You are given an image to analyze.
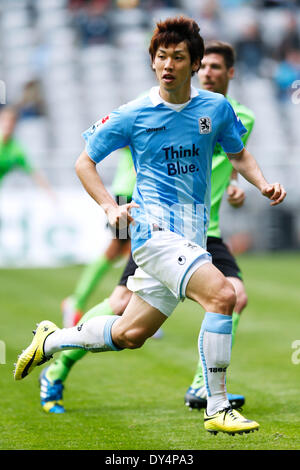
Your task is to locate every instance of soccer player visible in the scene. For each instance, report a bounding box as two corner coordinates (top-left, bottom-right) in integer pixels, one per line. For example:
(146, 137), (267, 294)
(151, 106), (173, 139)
(38, 41), (252, 415)
(0, 106), (54, 197)
(15, 17), (286, 435)
(184, 40), (255, 410)
(61, 146), (135, 328)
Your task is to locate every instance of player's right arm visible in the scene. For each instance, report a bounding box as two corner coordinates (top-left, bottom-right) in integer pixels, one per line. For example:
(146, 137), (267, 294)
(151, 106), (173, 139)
(75, 150), (138, 226)
(77, 101), (140, 226)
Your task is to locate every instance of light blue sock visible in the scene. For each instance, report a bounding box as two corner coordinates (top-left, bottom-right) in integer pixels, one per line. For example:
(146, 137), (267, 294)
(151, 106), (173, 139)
(198, 312), (232, 415)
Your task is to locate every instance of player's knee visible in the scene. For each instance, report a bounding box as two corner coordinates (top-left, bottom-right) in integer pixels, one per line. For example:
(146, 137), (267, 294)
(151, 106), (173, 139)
(119, 292), (132, 314)
(223, 284), (236, 312)
(109, 287), (132, 316)
(235, 291), (248, 313)
(213, 282), (236, 315)
(113, 294), (132, 316)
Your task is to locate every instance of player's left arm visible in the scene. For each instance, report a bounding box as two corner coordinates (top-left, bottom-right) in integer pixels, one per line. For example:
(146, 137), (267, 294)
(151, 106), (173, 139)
(227, 108), (256, 208)
(227, 147), (286, 206)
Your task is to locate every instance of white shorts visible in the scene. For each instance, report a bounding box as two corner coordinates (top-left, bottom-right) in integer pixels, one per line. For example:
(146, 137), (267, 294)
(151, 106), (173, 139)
(127, 231), (211, 316)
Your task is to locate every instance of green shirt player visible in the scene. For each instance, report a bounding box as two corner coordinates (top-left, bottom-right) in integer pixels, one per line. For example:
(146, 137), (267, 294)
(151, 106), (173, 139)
(0, 106), (55, 198)
(0, 106), (34, 180)
(0, 128), (33, 177)
(37, 41), (256, 415)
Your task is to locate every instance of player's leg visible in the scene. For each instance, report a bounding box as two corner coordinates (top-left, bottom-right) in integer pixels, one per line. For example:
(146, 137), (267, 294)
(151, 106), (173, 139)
(185, 263), (258, 434)
(208, 237), (248, 345)
(41, 248), (166, 412)
(39, 286), (132, 413)
(126, 231), (257, 433)
(227, 276), (248, 345)
(47, 286), (131, 381)
(111, 293), (168, 349)
(131, 231), (233, 414)
(40, 254), (137, 413)
(132, 232), (237, 415)
(185, 262), (236, 415)
(15, 260), (178, 382)
(15, 289), (168, 383)
(57, 284), (169, 354)
(185, 237), (247, 410)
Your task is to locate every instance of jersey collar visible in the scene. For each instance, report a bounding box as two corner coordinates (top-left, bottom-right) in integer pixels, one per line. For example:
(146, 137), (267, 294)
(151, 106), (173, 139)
(149, 86), (199, 107)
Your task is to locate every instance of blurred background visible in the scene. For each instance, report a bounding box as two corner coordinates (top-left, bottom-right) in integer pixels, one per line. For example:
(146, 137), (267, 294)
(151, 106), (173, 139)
(0, 0), (299, 266)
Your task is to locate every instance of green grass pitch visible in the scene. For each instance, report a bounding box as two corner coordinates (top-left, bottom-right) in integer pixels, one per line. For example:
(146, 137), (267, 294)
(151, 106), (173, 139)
(1, 253), (300, 450)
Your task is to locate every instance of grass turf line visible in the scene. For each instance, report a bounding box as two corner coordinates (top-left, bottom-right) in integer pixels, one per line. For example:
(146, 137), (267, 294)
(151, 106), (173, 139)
(1, 253), (300, 450)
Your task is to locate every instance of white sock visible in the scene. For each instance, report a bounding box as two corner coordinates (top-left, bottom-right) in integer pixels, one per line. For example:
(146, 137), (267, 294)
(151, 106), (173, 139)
(198, 312), (232, 415)
(44, 315), (121, 356)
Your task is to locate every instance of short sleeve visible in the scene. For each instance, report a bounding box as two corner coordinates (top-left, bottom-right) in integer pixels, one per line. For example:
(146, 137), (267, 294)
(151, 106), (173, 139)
(217, 99), (247, 155)
(239, 110), (255, 147)
(82, 106), (131, 163)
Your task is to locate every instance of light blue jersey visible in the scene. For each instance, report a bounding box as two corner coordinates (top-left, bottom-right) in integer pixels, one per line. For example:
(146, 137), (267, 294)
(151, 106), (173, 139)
(83, 86), (246, 253)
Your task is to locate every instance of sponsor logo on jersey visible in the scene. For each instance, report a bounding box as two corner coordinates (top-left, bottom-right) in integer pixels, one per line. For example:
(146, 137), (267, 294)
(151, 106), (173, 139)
(199, 116), (212, 134)
(146, 125), (166, 133)
(163, 144), (199, 160)
(162, 145), (200, 176)
(90, 115), (110, 134)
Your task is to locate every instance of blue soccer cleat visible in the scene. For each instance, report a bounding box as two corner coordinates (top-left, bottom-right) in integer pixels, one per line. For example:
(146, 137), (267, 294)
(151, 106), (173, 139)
(184, 386), (245, 410)
(39, 367), (65, 414)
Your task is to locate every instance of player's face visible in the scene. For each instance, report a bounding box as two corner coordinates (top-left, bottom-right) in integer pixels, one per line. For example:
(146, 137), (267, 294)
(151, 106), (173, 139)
(198, 53), (234, 96)
(152, 41), (200, 103)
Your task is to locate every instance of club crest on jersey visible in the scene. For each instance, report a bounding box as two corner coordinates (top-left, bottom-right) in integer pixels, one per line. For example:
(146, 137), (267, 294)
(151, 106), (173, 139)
(198, 117), (212, 134)
(90, 115), (110, 134)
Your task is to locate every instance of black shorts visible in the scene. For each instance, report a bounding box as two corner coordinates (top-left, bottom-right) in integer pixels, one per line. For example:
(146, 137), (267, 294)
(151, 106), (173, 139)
(118, 252), (137, 286)
(207, 236), (242, 280)
(107, 195), (132, 240)
(115, 195), (132, 205)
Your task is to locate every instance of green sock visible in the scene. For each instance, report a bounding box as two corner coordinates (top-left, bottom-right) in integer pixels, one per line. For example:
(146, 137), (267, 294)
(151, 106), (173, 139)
(73, 254), (112, 311)
(46, 298), (114, 383)
(190, 311), (241, 389)
(190, 360), (205, 389)
(231, 311), (240, 347)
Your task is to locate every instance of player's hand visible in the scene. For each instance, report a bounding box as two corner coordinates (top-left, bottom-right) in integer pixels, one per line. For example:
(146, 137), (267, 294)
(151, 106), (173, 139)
(106, 201), (139, 227)
(227, 184), (245, 208)
(261, 182), (286, 206)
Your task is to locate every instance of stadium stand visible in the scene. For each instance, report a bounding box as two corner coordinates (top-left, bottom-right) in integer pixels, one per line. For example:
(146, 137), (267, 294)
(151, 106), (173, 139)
(0, 0), (299, 253)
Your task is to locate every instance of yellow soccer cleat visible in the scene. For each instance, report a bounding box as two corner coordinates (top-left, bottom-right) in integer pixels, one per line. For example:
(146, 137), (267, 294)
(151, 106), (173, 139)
(204, 406), (259, 435)
(14, 321), (58, 381)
